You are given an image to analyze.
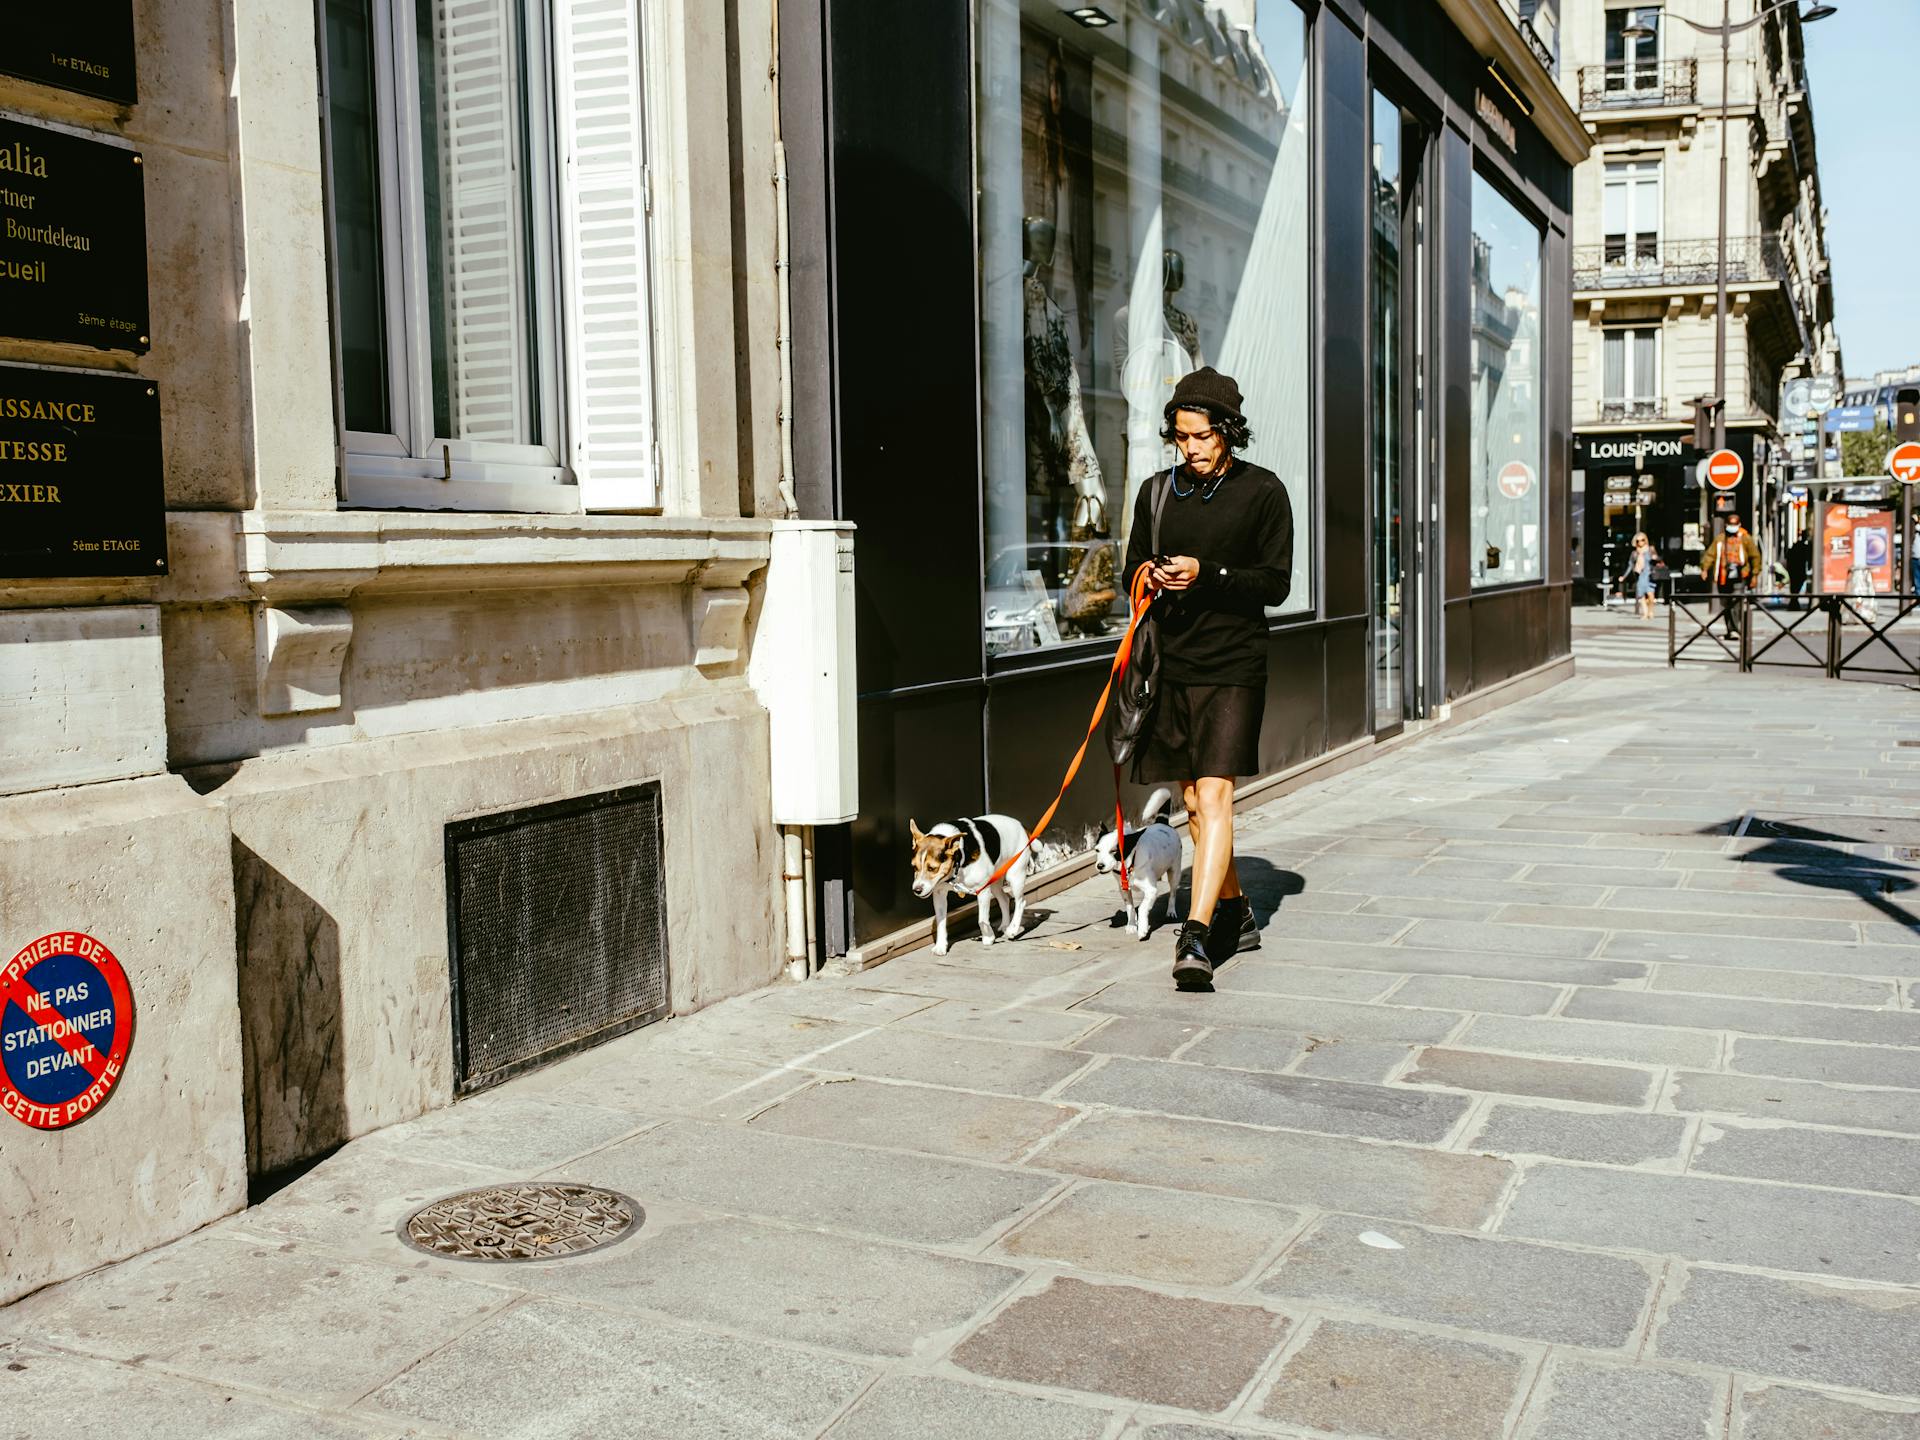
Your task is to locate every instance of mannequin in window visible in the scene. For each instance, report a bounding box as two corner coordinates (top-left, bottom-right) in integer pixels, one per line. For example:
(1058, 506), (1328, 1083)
(1023, 215), (1106, 538)
(1113, 248), (1205, 545)
(1112, 249), (1203, 382)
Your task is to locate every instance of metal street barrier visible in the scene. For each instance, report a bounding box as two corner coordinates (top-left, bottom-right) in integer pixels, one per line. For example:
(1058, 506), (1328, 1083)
(1666, 592), (1743, 667)
(1746, 597), (1830, 674)
(1667, 594), (1920, 683)
(1829, 593), (1920, 683)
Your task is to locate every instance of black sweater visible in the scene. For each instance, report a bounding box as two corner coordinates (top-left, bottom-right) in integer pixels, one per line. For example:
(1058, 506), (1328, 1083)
(1122, 460), (1294, 686)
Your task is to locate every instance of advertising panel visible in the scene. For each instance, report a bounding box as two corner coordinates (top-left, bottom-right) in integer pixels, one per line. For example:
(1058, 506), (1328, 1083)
(1819, 504), (1897, 594)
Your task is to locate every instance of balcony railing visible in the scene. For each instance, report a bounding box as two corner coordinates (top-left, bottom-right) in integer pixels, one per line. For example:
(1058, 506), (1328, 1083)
(1599, 399), (1663, 423)
(1578, 59), (1698, 110)
(1573, 236), (1786, 292)
(1519, 17), (1557, 76)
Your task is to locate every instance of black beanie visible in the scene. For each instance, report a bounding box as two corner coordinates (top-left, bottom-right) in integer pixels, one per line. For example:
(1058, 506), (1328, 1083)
(1164, 366), (1244, 423)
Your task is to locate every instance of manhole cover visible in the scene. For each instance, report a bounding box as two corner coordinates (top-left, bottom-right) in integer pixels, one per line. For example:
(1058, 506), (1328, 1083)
(399, 1184), (642, 1262)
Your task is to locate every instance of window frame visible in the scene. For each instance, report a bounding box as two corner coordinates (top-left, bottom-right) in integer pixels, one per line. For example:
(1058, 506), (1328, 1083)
(1604, 4), (1663, 93)
(1601, 157), (1662, 274)
(1602, 324), (1661, 407)
(971, 0), (1319, 674)
(320, 0), (575, 512)
(1467, 163), (1548, 594)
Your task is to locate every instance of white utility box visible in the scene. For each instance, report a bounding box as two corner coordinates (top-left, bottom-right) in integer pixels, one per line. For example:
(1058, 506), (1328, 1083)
(749, 520), (859, 824)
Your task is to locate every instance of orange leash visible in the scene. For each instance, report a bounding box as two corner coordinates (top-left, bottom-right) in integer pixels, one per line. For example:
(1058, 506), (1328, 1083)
(978, 566), (1156, 895)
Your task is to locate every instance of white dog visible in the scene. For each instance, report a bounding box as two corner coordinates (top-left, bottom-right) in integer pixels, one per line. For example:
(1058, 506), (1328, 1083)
(909, 815), (1031, 956)
(1094, 787), (1183, 940)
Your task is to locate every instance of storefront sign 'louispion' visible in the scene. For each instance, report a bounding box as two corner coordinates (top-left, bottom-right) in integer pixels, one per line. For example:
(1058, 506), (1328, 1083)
(0, 5), (137, 105)
(0, 116), (149, 353)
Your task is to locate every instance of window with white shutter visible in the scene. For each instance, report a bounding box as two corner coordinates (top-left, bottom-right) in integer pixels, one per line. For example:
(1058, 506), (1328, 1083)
(320, 0), (655, 510)
(425, 0), (539, 446)
(554, 0), (658, 509)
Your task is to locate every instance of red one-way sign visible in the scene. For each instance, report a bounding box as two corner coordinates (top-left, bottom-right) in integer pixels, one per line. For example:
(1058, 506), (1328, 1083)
(1705, 448), (1744, 491)
(1887, 441), (1920, 484)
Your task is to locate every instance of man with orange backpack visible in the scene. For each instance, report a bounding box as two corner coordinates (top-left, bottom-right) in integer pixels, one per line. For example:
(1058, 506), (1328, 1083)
(1700, 515), (1761, 640)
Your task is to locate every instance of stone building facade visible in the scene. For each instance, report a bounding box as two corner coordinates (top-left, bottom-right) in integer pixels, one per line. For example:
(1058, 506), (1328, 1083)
(2, 0), (801, 1302)
(1556, 0), (1842, 587)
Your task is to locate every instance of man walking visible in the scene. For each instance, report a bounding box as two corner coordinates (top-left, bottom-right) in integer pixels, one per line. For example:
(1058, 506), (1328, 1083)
(1123, 368), (1293, 991)
(1700, 514), (1761, 639)
(1786, 530), (1812, 610)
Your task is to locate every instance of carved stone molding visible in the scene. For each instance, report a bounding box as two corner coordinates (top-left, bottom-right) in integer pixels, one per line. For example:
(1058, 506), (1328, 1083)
(156, 511), (776, 606)
(690, 587), (752, 674)
(256, 604), (354, 716)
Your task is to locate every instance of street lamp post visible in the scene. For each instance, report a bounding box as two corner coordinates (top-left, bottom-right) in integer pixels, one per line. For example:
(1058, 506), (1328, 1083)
(1621, 1), (1836, 455)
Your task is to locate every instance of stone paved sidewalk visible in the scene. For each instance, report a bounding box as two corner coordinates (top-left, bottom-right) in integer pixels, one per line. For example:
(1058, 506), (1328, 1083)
(6, 631), (1920, 1439)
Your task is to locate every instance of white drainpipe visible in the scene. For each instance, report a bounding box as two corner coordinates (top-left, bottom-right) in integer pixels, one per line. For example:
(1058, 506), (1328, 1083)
(782, 826), (809, 981)
(801, 824), (819, 977)
(771, 1), (799, 520)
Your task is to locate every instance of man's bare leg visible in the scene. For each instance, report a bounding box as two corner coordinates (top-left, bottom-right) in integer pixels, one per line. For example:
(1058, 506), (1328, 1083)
(1184, 776), (1238, 926)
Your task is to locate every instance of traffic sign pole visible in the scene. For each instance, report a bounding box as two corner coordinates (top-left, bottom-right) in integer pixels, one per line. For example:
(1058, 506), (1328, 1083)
(1891, 444), (1920, 595)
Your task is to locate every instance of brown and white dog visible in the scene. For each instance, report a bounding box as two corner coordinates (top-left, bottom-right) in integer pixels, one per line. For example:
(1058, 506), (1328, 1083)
(909, 814), (1031, 956)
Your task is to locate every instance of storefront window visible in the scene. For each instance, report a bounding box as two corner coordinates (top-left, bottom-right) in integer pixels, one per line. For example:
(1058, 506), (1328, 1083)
(976, 0), (1312, 658)
(1469, 171), (1545, 588)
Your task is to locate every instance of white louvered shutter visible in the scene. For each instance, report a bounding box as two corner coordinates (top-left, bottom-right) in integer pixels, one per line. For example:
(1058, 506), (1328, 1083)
(434, 0), (536, 442)
(556, 0), (659, 509)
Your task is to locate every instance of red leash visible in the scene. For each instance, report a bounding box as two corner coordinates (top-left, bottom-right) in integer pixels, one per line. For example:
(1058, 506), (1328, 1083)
(979, 566), (1156, 899)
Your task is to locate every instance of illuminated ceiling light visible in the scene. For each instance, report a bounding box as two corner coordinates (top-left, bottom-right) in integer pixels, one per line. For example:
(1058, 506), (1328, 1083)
(1068, 6), (1116, 26)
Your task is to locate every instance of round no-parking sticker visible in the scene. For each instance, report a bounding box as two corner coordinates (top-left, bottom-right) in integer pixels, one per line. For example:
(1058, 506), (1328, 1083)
(0, 932), (135, 1130)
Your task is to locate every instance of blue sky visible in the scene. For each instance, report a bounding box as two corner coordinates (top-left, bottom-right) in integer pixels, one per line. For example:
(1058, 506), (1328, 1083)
(1801, 0), (1919, 379)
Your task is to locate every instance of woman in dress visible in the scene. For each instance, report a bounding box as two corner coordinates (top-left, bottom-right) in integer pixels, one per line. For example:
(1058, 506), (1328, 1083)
(1624, 532), (1659, 621)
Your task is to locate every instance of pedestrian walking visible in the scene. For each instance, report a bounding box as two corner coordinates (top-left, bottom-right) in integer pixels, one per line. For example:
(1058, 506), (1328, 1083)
(1621, 532), (1660, 621)
(1122, 368), (1294, 991)
(1701, 514), (1760, 639)
(1786, 531), (1812, 610)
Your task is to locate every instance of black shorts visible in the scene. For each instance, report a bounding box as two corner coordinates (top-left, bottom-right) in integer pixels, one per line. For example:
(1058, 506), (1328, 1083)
(1132, 680), (1265, 784)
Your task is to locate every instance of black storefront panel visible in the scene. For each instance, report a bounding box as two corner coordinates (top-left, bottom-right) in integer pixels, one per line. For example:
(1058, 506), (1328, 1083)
(1321, 12), (1371, 625)
(1322, 617), (1372, 753)
(1440, 123), (1476, 602)
(1444, 596), (1474, 704)
(828, 0), (982, 696)
(1261, 626), (1332, 776)
(1456, 584), (1563, 695)
(852, 688), (988, 942)
(1546, 226), (1575, 589)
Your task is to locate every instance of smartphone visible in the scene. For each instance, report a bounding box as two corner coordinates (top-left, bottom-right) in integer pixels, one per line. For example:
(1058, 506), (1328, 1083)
(1151, 554), (1170, 569)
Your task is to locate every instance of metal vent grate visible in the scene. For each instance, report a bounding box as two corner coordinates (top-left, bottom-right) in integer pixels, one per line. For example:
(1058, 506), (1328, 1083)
(447, 783), (670, 1094)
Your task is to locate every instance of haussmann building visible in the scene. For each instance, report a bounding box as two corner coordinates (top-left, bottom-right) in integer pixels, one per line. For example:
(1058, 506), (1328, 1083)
(779, 0), (1591, 958)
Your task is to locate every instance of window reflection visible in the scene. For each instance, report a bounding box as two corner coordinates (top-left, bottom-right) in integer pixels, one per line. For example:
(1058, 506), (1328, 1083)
(978, 0), (1312, 657)
(1470, 171), (1545, 588)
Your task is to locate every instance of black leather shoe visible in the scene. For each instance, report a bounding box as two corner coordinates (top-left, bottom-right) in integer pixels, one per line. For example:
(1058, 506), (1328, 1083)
(1171, 920), (1214, 991)
(1208, 897), (1260, 956)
